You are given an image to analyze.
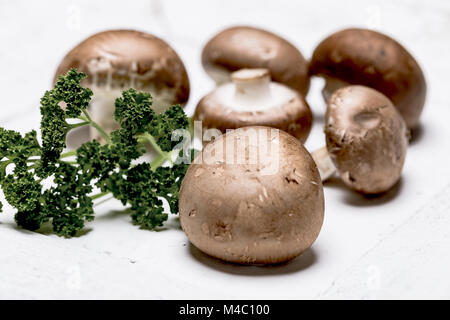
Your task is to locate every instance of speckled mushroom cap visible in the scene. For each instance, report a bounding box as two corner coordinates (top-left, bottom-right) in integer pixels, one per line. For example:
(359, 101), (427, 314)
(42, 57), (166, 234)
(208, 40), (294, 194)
(310, 28), (426, 129)
(202, 26), (310, 96)
(194, 68), (313, 143)
(54, 29), (190, 112)
(179, 126), (324, 264)
(325, 85), (409, 194)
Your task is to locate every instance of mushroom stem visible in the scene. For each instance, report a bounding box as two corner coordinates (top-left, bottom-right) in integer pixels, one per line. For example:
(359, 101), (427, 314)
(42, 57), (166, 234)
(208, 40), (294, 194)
(88, 87), (121, 142)
(311, 146), (336, 181)
(231, 68), (272, 109)
(322, 77), (351, 103)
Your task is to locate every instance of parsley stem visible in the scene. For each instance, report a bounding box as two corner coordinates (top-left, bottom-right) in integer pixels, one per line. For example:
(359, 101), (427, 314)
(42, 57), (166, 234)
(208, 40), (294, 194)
(188, 116), (194, 138)
(60, 150), (77, 159)
(0, 159), (12, 173)
(138, 132), (175, 170)
(80, 110), (111, 144)
(93, 194), (114, 208)
(62, 160), (78, 165)
(150, 150), (175, 171)
(68, 121), (90, 129)
(140, 133), (165, 156)
(150, 153), (167, 170)
(90, 191), (111, 201)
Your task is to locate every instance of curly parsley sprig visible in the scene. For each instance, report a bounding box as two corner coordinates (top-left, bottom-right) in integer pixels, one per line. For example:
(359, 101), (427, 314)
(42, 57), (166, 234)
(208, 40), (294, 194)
(0, 69), (191, 237)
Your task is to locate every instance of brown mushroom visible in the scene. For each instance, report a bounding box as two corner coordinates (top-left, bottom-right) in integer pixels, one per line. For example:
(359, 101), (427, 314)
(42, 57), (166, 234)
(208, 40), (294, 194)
(202, 26), (310, 96)
(309, 28), (426, 129)
(179, 126), (324, 264)
(312, 85), (409, 194)
(194, 68), (312, 143)
(54, 29), (190, 142)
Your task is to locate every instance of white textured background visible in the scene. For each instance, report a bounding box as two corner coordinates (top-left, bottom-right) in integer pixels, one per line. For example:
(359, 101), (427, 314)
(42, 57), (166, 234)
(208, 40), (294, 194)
(0, 0), (449, 299)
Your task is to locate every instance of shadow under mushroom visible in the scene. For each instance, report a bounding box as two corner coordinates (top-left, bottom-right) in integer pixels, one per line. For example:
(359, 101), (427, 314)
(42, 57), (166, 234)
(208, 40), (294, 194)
(187, 243), (317, 276)
(324, 175), (404, 206)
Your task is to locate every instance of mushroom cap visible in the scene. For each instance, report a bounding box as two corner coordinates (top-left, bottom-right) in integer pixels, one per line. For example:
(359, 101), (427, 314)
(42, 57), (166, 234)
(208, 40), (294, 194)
(194, 82), (312, 143)
(179, 126), (324, 264)
(54, 29), (190, 109)
(202, 26), (310, 96)
(325, 85), (409, 194)
(310, 28), (426, 129)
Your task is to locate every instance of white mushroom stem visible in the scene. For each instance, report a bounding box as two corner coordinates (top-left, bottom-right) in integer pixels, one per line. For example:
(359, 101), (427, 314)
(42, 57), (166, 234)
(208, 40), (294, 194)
(231, 68), (272, 110)
(88, 80), (176, 143)
(89, 87), (122, 142)
(311, 146), (336, 181)
(322, 76), (351, 102)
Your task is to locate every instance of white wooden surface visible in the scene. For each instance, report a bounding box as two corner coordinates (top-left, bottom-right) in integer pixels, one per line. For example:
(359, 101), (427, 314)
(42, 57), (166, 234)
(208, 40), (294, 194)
(0, 0), (449, 299)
